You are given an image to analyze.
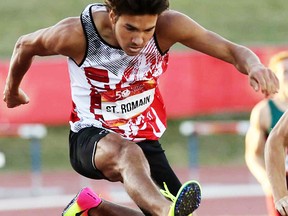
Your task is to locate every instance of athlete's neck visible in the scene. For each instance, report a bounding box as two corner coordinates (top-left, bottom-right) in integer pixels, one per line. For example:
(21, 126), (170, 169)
(92, 11), (120, 48)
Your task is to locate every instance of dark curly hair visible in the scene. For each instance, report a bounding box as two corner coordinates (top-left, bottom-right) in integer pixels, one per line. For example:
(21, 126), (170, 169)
(104, 0), (169, 16)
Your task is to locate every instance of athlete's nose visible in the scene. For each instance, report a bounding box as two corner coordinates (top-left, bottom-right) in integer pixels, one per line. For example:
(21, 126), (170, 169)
(131, 35), (144, 46)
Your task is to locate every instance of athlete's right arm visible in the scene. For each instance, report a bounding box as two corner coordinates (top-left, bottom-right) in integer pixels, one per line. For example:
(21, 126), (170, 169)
(265, 110), (288, 215)
(3, 17), (85, 108)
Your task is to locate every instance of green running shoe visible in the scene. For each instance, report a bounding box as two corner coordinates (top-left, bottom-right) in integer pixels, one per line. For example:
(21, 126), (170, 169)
(160, 180), (201, 216)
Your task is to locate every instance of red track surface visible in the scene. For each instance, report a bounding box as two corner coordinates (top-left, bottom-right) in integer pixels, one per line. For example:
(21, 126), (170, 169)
(0, 166), (267, 216)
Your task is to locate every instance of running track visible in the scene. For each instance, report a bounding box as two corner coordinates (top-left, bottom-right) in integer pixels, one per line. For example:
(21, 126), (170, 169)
(0, 166), (268, 216)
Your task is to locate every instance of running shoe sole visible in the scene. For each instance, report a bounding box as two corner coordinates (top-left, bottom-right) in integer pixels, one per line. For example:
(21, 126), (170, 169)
(160, 181), (201, 216)
(171, 180), (202, 216)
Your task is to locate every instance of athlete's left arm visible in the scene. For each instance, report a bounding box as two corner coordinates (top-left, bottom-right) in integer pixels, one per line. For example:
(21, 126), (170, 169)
(265, 110), (288, 215)
(156, 10), (279, 96)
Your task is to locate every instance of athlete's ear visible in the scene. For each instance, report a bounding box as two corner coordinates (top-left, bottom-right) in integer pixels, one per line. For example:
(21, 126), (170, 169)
(109, 10), (117, 24)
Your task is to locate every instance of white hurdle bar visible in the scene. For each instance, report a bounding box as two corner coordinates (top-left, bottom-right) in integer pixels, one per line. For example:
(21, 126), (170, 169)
(179, 120), (250, 177)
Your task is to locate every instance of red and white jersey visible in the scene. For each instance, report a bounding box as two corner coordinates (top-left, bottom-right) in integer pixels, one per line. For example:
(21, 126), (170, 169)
(68, 4), (169, 141)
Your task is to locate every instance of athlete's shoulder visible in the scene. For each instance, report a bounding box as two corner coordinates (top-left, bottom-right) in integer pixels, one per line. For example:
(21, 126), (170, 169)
(157, 9), (190, 28)
(46, 16), (85, 60)
(156, 10), (195, 52)
(249, 99), (271, 128)
(252, 98), (270, 113)
(51, 17), (83, 43)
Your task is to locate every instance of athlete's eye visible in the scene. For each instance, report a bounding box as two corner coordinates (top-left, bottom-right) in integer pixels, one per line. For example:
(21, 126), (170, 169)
(125, 25), (137, 32)
(144, 27), (155, 33)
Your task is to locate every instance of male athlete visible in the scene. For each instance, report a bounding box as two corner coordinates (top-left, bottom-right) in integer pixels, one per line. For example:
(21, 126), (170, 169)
(246, 51), (288, 216)
(3, 0), (279, 215)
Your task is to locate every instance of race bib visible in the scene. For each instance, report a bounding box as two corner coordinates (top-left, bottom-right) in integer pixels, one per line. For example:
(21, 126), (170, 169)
(101, 82), (156, 121)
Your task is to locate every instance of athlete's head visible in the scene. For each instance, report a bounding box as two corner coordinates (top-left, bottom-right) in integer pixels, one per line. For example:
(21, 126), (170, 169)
(104, 0), (169, 16)
(104, 0), (169, 56)
(269, 51), (288, 96)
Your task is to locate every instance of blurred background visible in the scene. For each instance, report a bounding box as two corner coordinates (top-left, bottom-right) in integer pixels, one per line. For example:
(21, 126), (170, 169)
(0, 0), (288, 215)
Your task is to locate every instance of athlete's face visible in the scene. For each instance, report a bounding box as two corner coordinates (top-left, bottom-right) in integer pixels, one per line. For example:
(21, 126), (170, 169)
(110, 12), (158, 56)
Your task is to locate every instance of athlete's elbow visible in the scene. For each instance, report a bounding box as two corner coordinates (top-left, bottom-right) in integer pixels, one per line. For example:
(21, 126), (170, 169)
(14, 36), (36, 60)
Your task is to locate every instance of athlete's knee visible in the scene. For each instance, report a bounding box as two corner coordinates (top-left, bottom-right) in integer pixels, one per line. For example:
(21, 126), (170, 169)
(118, 142), (150, 173)
(100, 133), (144, 163)
(105, 139), (148, 179)
(120, 142), (145, 161)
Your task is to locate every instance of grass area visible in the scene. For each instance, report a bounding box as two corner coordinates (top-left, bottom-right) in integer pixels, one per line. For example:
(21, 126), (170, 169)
(0, 0), (95, 58)
(169, 0), (288, 46)
(0, 0), (287, 58)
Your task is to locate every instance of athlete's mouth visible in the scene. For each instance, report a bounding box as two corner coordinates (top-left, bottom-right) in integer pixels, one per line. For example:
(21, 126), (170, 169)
(129, 47), (142, 52)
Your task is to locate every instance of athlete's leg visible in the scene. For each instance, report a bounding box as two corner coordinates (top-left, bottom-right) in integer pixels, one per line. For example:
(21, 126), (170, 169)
(138, 140), (201, 216)
(62, 186), (144, 216)
(137, 140), (201, 216)
(67, 128), (149, 216)
(67, 127), (200, 216)
(89, 200), (144, 216)
(94, 133), (172, 215)
(137, 140), (182, 195)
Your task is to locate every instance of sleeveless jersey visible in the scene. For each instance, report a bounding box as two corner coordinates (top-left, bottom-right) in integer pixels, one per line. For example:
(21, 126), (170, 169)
(267, 99), (284, 133)
(68, 4), (169, 141)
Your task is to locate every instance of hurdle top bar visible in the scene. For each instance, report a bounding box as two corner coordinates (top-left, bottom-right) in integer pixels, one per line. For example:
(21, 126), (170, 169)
(179, 120), (250, 136)
(0, 123), (47, 139)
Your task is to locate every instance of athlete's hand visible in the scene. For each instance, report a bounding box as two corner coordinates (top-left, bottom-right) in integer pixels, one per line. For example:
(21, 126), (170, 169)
(248, 64), (279, 96)
(275, 196), (288, 216)
(3, 87), (29, 108)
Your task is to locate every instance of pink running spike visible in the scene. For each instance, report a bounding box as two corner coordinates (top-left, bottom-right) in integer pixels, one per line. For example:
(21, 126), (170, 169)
(77, 187), (102, 210)
(62, 187), (102, 216)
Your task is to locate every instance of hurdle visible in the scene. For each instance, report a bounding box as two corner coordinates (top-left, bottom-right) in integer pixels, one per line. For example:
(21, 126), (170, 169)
(0, 123), (62, 197)
(179, 120), (250, 177)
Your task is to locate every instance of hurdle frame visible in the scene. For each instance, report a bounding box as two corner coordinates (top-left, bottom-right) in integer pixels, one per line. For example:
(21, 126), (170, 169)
(179, 120), (250, 177)
(0, 123), (48, 196)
